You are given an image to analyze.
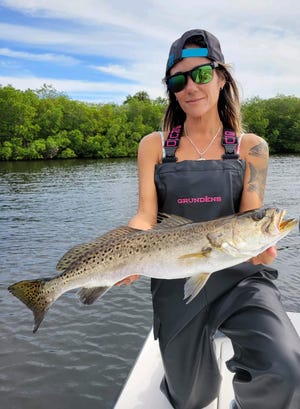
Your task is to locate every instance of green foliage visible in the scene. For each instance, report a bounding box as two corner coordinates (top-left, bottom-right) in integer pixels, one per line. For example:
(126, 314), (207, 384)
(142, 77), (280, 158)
(0, 141), (13, 160)
(0, 85), (40, 146)
(0, 84), (298, 160)
(242, 95), (300, 154)
(58, 148), (77, 159)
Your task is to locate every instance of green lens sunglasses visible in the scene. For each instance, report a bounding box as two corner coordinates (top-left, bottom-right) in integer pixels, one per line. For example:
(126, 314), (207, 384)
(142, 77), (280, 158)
(165, 62), (219, 93)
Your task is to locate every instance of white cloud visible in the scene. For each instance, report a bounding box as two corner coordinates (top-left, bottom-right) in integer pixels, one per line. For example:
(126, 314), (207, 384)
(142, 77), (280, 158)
(0, 0), (299, 102)
(0, 0), (174, 42)
(0, 74), (165, 101)
(91, 64), (132, 79)
(0, 48), (79, 64)
(2, 0), (299, 43)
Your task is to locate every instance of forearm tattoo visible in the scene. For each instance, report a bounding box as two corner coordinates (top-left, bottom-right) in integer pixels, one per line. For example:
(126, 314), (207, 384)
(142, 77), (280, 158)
(248, 162), (267, 201)
(248, 142), (268, 159)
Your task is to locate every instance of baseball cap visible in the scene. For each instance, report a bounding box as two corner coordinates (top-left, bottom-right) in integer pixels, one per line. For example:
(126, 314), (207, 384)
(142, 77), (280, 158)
(166, 29), (225, 75)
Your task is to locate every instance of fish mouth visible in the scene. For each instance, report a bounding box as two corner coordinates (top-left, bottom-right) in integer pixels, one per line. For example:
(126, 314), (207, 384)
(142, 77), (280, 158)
(277, 210), (298, 233)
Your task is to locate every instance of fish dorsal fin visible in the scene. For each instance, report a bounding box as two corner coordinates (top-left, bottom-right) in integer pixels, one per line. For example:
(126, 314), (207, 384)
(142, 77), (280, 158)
(154, 212), (193, 230)
(56, 226), (139, 271)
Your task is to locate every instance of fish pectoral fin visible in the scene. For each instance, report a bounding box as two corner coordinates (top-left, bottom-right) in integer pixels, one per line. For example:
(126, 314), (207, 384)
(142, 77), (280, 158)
(183, 273), (211, 304)
(78, 286), (111, 305)
(179, 247), (212, 262)
(221, 242), (243, 257)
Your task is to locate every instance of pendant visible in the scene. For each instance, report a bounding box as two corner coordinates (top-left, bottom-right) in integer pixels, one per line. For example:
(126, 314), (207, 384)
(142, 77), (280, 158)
(197, 157), (206, 161)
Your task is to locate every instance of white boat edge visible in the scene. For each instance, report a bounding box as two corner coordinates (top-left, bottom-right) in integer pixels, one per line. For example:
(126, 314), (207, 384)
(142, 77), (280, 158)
(114, 312), (300, 409)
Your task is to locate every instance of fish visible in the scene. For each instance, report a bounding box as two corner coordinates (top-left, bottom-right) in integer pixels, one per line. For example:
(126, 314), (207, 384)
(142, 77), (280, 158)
(8, 208), (298, 333)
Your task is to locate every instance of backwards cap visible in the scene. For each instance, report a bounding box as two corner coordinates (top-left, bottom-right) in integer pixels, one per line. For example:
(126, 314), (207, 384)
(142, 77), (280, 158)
(166, 29), (225, 75)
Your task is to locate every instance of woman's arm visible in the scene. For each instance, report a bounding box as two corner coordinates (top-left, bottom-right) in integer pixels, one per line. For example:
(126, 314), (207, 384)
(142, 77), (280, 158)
(128, 133), (161, 229)
(239, 133), (269, 211)
(115, 132), (162, 285)
(239, 133), (277, 265)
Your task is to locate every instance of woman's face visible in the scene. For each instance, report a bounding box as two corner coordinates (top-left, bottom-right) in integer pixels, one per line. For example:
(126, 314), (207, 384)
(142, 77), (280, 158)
(169, 56), (225, 119)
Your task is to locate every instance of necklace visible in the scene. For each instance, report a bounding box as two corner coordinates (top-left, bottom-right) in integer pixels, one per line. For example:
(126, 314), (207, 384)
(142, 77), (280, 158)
(184, 123), (221, 160)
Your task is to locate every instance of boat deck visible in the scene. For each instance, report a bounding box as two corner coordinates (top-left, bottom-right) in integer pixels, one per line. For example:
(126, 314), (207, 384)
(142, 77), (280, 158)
(114, 312), (300, 409)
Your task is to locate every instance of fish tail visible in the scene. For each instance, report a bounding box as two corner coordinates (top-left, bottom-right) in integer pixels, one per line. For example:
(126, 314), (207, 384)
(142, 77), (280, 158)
(8, 278), (55, 333)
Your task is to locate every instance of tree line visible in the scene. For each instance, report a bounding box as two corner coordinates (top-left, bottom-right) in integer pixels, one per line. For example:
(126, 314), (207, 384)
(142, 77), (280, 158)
(0, 84), (299, 160)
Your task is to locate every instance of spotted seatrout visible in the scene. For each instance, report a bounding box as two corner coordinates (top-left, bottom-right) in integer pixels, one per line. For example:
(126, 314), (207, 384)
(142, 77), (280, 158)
(8, 208), (298, 332)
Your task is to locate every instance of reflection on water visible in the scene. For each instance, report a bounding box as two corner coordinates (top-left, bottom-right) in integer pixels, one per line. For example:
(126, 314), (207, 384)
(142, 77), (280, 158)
(0, 156), (299, 409)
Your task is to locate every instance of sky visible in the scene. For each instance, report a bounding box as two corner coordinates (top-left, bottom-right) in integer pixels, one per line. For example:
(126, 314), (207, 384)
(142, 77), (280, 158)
(0, 0), (299, 104)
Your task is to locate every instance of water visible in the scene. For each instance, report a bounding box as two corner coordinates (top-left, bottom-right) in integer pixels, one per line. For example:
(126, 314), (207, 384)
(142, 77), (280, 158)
(0, 156), (299, 409)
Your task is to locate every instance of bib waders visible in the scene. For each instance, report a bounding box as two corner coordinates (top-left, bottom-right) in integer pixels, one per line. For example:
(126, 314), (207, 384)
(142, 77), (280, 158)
(151, 126), (300, 409)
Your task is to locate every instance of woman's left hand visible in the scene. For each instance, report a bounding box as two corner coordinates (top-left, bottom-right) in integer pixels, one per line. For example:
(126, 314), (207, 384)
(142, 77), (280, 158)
(250, 246), (278, 265)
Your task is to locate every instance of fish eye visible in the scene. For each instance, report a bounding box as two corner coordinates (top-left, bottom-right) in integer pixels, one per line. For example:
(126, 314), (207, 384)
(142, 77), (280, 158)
(252, 209), (266, 221)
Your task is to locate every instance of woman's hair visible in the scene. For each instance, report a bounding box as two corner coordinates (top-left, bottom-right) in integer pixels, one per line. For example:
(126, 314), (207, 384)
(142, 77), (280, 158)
(163, 36), (243, 134)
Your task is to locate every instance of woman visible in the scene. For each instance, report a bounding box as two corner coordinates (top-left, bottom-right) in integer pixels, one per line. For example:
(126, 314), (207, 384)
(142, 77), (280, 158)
(118, 29), (300, 409)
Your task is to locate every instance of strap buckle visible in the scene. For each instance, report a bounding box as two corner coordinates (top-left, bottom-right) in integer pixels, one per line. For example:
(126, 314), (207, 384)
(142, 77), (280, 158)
(162, 125), (182, 163)
(222, 129), (239, 159)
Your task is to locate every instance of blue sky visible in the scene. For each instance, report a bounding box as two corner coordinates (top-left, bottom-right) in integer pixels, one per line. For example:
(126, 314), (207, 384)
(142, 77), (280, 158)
(0, 0), (299, 104)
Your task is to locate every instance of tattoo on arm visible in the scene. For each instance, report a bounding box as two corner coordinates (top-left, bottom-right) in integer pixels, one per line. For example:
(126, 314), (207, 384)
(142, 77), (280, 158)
(249, 142), (268, 159)
(247, 163), (267, 202)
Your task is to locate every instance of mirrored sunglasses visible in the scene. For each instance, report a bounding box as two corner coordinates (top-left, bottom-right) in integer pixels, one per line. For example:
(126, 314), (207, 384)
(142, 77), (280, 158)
(166, 62), (219, 93)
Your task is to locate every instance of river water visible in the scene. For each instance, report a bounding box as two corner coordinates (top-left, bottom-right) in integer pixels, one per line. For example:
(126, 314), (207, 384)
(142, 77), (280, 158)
(0, 156), (299, 409)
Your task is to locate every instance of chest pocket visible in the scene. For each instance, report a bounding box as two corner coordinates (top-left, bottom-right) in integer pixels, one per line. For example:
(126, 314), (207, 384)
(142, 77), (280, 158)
(155, 159), (246, 222)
